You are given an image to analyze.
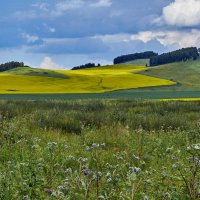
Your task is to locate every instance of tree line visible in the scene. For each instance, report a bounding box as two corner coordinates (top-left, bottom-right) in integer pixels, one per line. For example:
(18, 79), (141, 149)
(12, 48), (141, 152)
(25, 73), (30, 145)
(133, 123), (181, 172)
(0, 61), (27, 72)
(149, 47), (199, 66)
(71, 63), (101, 70)
(113, 51), (158, 64)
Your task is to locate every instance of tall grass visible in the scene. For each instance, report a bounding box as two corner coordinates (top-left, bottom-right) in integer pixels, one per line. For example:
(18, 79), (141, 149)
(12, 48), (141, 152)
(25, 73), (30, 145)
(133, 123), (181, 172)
(0, 100), (199, 199)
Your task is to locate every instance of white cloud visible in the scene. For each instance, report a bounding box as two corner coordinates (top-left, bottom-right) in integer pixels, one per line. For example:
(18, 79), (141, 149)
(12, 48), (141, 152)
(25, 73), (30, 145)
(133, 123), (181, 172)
(95, 29), (200, 48)
(54, 0), (84, 15)
(32, 3), (49, 11)
(131, 30), (200, 48)
(90, 0), (112, 7)
(54, 0), (111, 15)
(94, 33), (131, 43)
(49, 27), (56, 33)
(40, 56), (64, 69)
(43, 24), (56, 33)
(22, 33), (39, 43)
(161, 0), (200, 26)
(14, 0), (112, 20)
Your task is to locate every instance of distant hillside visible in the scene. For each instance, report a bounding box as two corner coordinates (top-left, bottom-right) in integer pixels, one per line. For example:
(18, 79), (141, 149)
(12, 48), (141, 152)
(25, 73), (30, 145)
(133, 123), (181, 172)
(113, 51), (158, 64)
(138, 58), (200, 91)
(149, 47), (199, 66)
(4, 67), (67, 79)
(124, 59), (149, 66)
(0, 61), (28, 72)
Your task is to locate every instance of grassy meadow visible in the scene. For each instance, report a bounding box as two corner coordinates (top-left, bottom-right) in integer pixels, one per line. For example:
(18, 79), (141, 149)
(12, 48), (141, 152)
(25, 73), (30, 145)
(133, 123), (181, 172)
(0, 99), (200, 199)
(0, 65), (174, 94)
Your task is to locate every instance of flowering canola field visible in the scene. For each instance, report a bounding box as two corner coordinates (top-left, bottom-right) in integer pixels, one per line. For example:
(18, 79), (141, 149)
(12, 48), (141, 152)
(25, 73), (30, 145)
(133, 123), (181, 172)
(0, 65), (175, 93)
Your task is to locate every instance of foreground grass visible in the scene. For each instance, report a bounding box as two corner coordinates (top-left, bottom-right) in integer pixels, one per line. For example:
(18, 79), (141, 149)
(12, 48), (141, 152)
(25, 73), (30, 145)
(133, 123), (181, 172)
(0, 100), (200, 199)
(0, 65), (174, 94)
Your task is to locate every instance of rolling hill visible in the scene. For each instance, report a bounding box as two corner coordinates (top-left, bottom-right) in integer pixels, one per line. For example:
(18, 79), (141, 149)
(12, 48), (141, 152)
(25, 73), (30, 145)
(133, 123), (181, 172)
(124, 59), (149, 66)
(137, 58), (200, 91)
(0, 64), (174, 94)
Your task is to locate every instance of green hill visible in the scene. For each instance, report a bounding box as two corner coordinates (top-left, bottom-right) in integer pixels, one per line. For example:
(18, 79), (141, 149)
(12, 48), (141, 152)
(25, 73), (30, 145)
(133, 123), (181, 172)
(137, 58), (200, 91)
(4, 67), (67, 79)
(124, 59), (149, 66)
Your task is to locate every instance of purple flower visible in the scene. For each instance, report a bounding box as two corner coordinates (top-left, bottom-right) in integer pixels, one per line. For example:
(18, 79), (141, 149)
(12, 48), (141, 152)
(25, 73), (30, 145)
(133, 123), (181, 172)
(45, 189), (53, 195)
(81, 169), (94, 176)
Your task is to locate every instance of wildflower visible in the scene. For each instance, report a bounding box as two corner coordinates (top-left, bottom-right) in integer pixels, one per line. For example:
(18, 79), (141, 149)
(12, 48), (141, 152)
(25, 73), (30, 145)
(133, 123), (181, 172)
(92, 143), (100, 148)
(16, 140), (22, 144)
(65, 168), (72, 175)
(134, 167), (141, 176)
(10, 170), (14, 174)
(97, 171), (103, 179)
(162, 166), (167, 170)
(146, 179), (152, 184)
(100, 143), (106, 147)
(172, 164), (177, 170)
(57, 185), (65, 190)
(85, 146), (91, 151)
(166, 147), (173, 153)
(79, 157), (88, 163)
(45, 189), (53, 195)
(106, 172), (111, 178)
(193, 144), (200, 150)
(31, 144), (39, 149)
(66, 155), (76, 161)
(132, 154), (140, 160)
(117, 156), (123, 160)
(144, 195), (149, 200)
(34, 137), (41, 143)
(64, 178), (70, 186)
(188, 157), (200, 167)
(165, 192), (171, 199)
(7, 161), (12, 167)
(20, 162), (28, 167)
(107, 178), (112, 183)
(171, 156), (178, 161)
(22, 195), (30, 200)
(47, 142), (57, 146)
(64, 144), (68, 149)
(105, 163), (112, 169)
(187, 144), (200, 151)
(81, 169), (94, 176)
(47, 142), (58, 150)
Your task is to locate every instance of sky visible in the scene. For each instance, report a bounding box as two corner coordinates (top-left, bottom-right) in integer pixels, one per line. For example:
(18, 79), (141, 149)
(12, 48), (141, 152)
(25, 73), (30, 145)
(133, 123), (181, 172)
(1, 0), (200, 69)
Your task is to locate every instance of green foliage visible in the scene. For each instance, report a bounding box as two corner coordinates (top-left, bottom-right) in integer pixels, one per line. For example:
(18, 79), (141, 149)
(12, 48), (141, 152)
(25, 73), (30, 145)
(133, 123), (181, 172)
(114, 51), (158, 64)
(0, 100), (200, 199)
(72, 63), (101, 70)
(150, 47), (199, 66)
(0, 61), (27, 72)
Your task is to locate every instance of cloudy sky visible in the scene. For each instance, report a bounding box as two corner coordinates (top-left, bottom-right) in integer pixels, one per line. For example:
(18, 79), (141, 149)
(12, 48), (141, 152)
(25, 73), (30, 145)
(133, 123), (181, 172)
(1, 0), (200, 69)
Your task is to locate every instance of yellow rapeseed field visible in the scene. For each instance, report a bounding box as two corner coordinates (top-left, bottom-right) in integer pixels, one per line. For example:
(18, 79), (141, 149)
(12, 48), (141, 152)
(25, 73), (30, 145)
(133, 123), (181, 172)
(0, 65), (175, 93)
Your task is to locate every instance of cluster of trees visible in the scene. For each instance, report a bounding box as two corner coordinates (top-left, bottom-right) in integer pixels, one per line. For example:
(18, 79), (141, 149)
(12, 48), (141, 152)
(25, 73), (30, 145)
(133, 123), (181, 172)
(0, 61), (27, 72)
(71, 63), (101, 70)
(113, 51), (158, 64)
(150, 47), (199, 66)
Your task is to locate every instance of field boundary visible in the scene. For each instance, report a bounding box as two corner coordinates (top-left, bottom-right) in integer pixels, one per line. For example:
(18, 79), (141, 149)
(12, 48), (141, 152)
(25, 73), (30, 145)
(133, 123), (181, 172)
(0, 90), (200, 100)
